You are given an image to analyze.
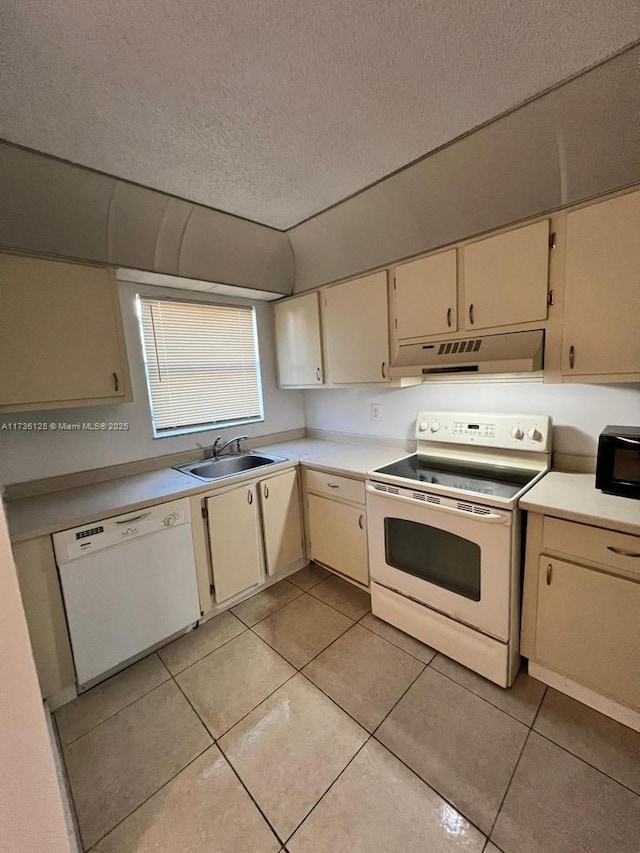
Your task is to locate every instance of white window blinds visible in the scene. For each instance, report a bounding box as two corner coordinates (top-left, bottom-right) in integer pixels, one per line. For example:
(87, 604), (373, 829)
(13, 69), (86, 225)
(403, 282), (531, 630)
(138, 297), (263, 436)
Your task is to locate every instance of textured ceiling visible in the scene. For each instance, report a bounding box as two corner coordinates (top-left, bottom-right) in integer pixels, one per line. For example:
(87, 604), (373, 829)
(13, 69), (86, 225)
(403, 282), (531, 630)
(2, 2), (639, 229)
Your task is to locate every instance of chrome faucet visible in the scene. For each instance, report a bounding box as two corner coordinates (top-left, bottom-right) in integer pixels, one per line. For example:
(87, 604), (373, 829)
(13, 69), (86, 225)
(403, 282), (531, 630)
(210, 435), (247, 459)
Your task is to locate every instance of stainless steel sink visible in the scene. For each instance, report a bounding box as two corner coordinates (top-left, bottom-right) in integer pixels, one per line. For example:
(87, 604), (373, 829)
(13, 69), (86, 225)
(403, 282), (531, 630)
(175, 451), (286, 482)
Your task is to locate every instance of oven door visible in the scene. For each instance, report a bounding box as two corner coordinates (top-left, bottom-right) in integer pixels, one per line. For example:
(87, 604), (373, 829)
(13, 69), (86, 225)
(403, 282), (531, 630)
(366, 482), (514, 641)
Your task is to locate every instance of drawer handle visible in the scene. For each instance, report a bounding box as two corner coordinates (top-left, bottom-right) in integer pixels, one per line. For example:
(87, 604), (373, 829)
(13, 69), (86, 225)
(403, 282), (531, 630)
(607, 546), (640, 558)
(358, 514), (364, 530)
(546, 563), (553, 585)
(316, 367), (321, 382)
(327, 483), (340, 489)
(113, 371), (119, 392)
(447, 307), (452, 328)
(247, 489), (253, 505)
(469, 303), (474, 325)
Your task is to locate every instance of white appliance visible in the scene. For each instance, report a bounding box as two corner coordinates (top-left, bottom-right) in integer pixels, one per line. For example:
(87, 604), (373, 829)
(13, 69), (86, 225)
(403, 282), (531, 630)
(367, 411), (551, 687)
(53, 497), (200, 688)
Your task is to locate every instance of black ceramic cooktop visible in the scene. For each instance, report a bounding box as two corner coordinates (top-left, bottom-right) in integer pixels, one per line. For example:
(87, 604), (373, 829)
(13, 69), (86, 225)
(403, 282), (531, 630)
(373, 455), (537, 499)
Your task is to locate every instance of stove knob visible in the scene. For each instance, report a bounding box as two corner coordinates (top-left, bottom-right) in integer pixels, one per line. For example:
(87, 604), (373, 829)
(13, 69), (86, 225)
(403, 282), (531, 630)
(527, 428), (542, 441)
(418, 421), (428, 432)
(430, 421), (440, 433)
(511, 427), (524, 440)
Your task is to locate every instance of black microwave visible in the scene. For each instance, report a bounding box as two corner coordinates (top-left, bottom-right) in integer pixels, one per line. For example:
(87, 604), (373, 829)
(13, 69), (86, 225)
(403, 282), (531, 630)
(596, 426), (640, 500)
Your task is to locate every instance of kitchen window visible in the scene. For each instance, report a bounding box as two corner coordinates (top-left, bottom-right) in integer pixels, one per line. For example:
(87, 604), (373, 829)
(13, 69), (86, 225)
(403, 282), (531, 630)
(138, 296), (264, 437)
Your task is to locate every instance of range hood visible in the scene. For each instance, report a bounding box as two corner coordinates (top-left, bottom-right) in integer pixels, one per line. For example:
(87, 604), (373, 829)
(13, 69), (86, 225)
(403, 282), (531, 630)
(388, 330), (544, 377)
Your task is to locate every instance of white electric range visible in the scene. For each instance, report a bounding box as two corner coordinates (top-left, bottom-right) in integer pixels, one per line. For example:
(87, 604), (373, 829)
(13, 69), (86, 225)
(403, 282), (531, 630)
(367, 411), (551, 687)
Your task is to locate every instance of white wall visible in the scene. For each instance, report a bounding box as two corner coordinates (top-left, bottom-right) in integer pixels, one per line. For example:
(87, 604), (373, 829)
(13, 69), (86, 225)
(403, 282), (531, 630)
(0, 282), (305, 484)
(303, 381), (640, 459)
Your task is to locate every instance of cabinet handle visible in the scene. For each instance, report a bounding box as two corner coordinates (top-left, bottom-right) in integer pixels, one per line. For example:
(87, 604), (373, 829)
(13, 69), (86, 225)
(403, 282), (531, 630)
(607, 545), (640, 558)
(569, 345), (575, 370)
(327, 483), (340, 489)
(247, 489), (253, 505)
(447, 307), (452, 328)
(381, 361), (386, 379)
(264, 485), (269, 499)
(546, 563), (553, 585)
(468, 304), (474, 325)
(358, 514), (364, 530)
(316, 367), (321, 382)
(112, 372), (119, 392)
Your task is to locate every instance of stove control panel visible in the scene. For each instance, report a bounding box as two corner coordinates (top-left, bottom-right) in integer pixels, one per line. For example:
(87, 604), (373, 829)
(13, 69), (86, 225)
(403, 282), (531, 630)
(416, 411), (551, 452)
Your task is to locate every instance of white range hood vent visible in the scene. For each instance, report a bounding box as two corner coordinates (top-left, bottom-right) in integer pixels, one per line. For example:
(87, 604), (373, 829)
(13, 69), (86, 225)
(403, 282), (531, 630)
(389, 330), (544, 377)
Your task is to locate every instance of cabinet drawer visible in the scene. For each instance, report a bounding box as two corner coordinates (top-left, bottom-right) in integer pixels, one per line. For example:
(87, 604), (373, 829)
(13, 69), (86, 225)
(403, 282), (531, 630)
(543, 517), (640, 580)
(304, 469), (365, 504)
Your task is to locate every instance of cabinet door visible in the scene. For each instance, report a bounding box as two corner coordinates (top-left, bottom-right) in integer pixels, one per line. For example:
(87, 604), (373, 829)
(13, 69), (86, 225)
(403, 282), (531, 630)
(535, 557), (640, 710)
(307, 494), (368, 585)
(206, 484), (262, 603)
(0, 254), (129, 408)
(274, 292), (323, 387)
(259, 468), (304, 576)
(462, 220), (550, 330)
(562, 192), (640, 377)
(394, 250), (457, 339)
(324, 272), (389, 384)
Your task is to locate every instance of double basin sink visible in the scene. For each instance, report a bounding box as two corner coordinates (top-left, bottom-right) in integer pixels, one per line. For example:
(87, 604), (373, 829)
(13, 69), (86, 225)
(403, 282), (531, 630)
(175, 451), (286, 483)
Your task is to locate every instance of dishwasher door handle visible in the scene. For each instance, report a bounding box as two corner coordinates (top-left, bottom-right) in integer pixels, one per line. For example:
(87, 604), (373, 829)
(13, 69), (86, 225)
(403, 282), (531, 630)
(115, 512), (152, 524)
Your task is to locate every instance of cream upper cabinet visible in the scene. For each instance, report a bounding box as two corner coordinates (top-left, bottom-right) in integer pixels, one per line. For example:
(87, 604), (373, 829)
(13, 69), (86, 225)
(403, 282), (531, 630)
(535, 556), (640, 710)
(0, 254), (131, 411)
(323, 271), (390, 384)
(274, 291), (323, 387)
(259, 468), (304, 576)
(393, 249), (458, 339)
(206, 483), (262, 603)
(462, 220), (550, 330)
(561, 191), (640, 379)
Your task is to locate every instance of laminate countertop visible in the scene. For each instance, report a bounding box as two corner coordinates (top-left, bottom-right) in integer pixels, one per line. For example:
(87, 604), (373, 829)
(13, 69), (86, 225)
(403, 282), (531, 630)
(519, 471), (640, 536)
(5, 439), (405, 543)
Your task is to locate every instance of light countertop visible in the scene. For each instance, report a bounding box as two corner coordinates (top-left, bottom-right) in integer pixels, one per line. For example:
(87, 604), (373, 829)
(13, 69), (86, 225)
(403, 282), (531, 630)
(519, 472), (640, 536)
(5, 439), (405, 543)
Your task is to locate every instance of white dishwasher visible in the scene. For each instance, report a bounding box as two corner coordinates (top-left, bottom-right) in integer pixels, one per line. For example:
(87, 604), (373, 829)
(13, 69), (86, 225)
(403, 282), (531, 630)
(53, 497), (200, 688)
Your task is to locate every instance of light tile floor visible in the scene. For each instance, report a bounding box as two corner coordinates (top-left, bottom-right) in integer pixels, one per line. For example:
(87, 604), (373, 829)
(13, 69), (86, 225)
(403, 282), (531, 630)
(56, 567), (640, 852)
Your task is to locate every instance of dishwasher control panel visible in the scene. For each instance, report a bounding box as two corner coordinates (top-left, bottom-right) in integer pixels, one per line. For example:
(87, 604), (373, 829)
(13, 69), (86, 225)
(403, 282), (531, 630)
(53, 498), (191, 564)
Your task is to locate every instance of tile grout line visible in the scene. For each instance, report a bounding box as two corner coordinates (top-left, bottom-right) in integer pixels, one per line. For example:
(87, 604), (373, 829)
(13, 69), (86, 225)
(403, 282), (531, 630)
(484, 684), (549, 843)
(355, 613), (437, 665)
(424, 662), (545, 728)
(84, 741), (214, 851)
(58, 658), (173, 748)
(232, 583), (305, 628)
(281, 734), (375, 846)
(170, 665), (293, 848)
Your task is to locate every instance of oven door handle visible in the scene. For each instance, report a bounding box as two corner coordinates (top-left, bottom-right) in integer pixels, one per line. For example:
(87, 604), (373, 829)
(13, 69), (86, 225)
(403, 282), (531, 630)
(366, 483), (509, 524)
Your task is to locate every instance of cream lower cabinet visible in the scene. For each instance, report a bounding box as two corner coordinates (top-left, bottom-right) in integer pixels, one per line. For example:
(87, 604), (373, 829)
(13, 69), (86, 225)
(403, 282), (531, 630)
(259, 468), (304, 576)
(522, 512), (640, 724)
(206, 481), (263, 604)
(304, 470), (368, 585)
(0, 253), (132, 411)
(561, 191), (640, 380)
(205, 467), (305, 604)
(12, 536), (76, 702)
(535, 557), (639, 710)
